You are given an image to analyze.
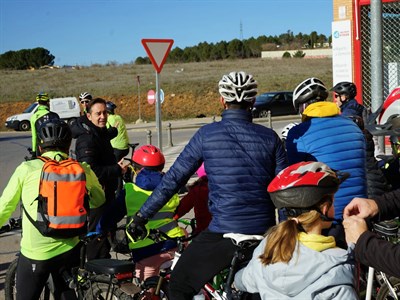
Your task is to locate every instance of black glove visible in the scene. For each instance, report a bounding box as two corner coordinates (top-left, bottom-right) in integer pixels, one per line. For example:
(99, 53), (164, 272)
(127, 212), (148, 241)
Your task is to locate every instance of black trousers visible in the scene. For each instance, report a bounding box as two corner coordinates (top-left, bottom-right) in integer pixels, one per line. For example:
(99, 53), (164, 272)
(86, 205), (111, 260)
(169, 230), (237, 300)
(16, 245), (80, 300)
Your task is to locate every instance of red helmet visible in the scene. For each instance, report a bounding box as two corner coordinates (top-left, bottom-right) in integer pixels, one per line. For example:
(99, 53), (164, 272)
(268, 161), (347, 209)
(132, 145), (165, 168)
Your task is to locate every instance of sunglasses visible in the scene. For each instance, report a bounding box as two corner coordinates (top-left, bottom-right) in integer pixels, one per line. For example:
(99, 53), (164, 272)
(334, 94), (341, 98)
(80, 100), (90, 104)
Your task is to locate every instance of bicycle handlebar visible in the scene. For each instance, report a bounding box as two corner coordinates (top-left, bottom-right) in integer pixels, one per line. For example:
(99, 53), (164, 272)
(0, 217), (22, 234)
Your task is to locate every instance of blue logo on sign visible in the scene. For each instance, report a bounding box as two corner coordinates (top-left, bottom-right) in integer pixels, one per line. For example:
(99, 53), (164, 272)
(333, 31), (340, 38)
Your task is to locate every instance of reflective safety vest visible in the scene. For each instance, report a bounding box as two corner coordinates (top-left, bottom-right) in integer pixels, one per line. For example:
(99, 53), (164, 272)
(125, 183), (185, 249)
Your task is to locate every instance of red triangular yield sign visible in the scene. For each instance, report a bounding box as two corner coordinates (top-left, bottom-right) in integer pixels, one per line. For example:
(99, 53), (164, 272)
(142, 39), (174, 73)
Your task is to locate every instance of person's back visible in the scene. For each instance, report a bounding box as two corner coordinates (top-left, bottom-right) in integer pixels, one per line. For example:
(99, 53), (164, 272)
(174, 163), (211, 234)
(128, 71), (288, 299)
(30, 92), (60, 155)
(106, 101), (130, 161)
(286, 78), (367, 225)
(234, 161), (357, 299)
(0, 119), (105, 299)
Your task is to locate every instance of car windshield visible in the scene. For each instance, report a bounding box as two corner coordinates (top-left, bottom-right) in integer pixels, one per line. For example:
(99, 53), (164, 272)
(23, 102), (38, 113)
(255, 93), (278, 104)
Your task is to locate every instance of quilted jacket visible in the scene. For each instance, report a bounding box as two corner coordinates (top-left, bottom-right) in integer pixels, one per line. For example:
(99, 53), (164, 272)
(140, 109), (288, 234)
(286, 102), (367, 220)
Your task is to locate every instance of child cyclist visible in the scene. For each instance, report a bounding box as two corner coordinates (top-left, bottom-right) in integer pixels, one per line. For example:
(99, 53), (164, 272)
(234, 161), (358, 299)
(97, 145), (186, 285)
(174, 163), (212, 235)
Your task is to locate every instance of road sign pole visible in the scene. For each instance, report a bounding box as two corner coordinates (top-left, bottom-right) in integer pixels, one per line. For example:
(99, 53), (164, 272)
(155, 72), (162, 150)
(137, 75), (141, 121)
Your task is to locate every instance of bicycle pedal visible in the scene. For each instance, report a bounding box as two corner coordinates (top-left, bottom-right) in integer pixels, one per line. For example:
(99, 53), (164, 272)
(120, 282), (142, 295)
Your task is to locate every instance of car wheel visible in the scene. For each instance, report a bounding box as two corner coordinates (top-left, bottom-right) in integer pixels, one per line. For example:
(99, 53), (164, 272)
(259, 110), (269, 118)
(19, 121), (31, 131)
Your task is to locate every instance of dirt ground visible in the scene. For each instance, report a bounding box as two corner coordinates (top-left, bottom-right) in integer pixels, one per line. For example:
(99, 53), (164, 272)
(0, 93), (220, 132)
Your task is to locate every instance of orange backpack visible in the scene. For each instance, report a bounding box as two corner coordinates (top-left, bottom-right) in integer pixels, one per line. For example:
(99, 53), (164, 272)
(24, 156), (89, 238)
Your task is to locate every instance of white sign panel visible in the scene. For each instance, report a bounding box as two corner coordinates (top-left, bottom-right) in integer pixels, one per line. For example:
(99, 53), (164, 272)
(332, 20), (353, 85)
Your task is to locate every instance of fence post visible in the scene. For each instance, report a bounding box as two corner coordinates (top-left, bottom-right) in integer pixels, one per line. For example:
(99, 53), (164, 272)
(268, 111), (272, 129)
(167, 123), (173, 147)
(146, 129), (152, 145)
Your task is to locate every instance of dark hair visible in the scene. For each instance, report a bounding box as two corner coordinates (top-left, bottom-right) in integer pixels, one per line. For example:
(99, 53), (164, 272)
(87, 98), (107, 113)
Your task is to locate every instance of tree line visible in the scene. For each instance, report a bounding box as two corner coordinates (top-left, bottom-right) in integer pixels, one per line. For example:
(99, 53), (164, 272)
(0, 47), (55, 70)
(136, 31), (330, 64)
(0, 31), (330, 70)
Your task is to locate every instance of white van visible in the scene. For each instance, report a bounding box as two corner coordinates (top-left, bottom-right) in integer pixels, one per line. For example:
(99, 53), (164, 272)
(5, 97), (81, 131)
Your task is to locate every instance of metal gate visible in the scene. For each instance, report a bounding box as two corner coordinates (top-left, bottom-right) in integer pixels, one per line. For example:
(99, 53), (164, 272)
(358, 1), (400, 108)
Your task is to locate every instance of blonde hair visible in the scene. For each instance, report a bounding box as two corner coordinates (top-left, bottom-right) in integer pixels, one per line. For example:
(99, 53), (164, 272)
(259, 198), (332, 265)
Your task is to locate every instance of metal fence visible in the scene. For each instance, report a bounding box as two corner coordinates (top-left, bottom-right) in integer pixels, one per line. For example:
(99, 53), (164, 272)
(360, 1), (400, 108)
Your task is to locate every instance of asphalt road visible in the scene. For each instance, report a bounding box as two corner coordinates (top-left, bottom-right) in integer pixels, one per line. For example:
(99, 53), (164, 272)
(0, 115), (299, 297)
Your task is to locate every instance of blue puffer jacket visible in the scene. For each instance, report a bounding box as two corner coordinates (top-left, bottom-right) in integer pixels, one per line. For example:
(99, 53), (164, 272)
(286, 102), (367, 220)
(140, 109), (288, 234)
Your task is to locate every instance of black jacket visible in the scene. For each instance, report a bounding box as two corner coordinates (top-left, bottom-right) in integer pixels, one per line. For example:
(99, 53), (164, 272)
(71, 115), (119, 203)
(355, 188), (400, 277)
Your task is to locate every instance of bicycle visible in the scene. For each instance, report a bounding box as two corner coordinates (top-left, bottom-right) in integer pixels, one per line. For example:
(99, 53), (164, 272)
(149, 227), (263, 300)
(4, 230), (143, 300)
(362, 219), (400, 300)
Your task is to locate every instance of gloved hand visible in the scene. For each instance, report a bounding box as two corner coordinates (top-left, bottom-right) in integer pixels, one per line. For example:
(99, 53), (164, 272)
(127, 212), (148, 241)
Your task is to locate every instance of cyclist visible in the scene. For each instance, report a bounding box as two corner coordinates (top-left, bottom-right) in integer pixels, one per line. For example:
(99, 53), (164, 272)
(331, 81), (365, 118)
(71, 97), (126, 260)
(106, 100), (130, 161)
(97, 145), (185, 288)
(0, 119), (105, 300)
(128, 71), (288, 299)
(173, 163), (212, 235)
(235, 161), (357, 299)
(286, 77), (367, 248)
(79, 91), (92, 114)
(30, 92), (60, 156)
(280, 122), (298, 151)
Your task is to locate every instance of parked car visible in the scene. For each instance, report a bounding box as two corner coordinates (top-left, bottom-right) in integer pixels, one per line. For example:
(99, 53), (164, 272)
(252, 91), (297, 118)
(5, 97), (80, 131)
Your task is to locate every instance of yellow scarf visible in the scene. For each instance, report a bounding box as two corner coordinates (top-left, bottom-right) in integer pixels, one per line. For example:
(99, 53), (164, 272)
(302, 102), (340, 122)
(298, 232), (336, 252)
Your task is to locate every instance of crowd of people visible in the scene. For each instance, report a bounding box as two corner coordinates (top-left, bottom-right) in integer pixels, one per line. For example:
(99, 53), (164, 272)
(0, 72), (399, 299)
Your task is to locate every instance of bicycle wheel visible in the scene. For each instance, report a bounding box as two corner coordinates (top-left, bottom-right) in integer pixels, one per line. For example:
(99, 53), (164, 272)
(4, 257), (53, 300)
(84, 282), (131, 300)
(377, 277), (400, 300)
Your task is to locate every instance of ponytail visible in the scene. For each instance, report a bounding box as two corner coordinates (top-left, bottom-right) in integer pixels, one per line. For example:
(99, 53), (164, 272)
(259, 210), (321, 265)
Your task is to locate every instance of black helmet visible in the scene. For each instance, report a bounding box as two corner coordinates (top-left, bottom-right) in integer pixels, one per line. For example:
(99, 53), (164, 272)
(38, 119), (72, 150)
(106, 101), (117, 114)
(330, 82), (357, 99)
(292, 78), (329, 109)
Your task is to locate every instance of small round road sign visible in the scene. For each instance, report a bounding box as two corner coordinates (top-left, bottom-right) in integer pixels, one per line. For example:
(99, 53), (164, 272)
(147, 90), (155, 105)
(156, 89), (165, 104)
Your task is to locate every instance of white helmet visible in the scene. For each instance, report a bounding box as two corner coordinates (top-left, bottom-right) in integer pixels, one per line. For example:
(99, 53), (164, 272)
(293, 77), (328, 109)
(281, 122), (299, 140)
(79, 92), (92, 101)
(218, 71), (258, 102)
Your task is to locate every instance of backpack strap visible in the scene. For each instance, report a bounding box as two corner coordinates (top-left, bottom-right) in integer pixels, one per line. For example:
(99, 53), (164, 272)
(21, 156), (50, 232)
